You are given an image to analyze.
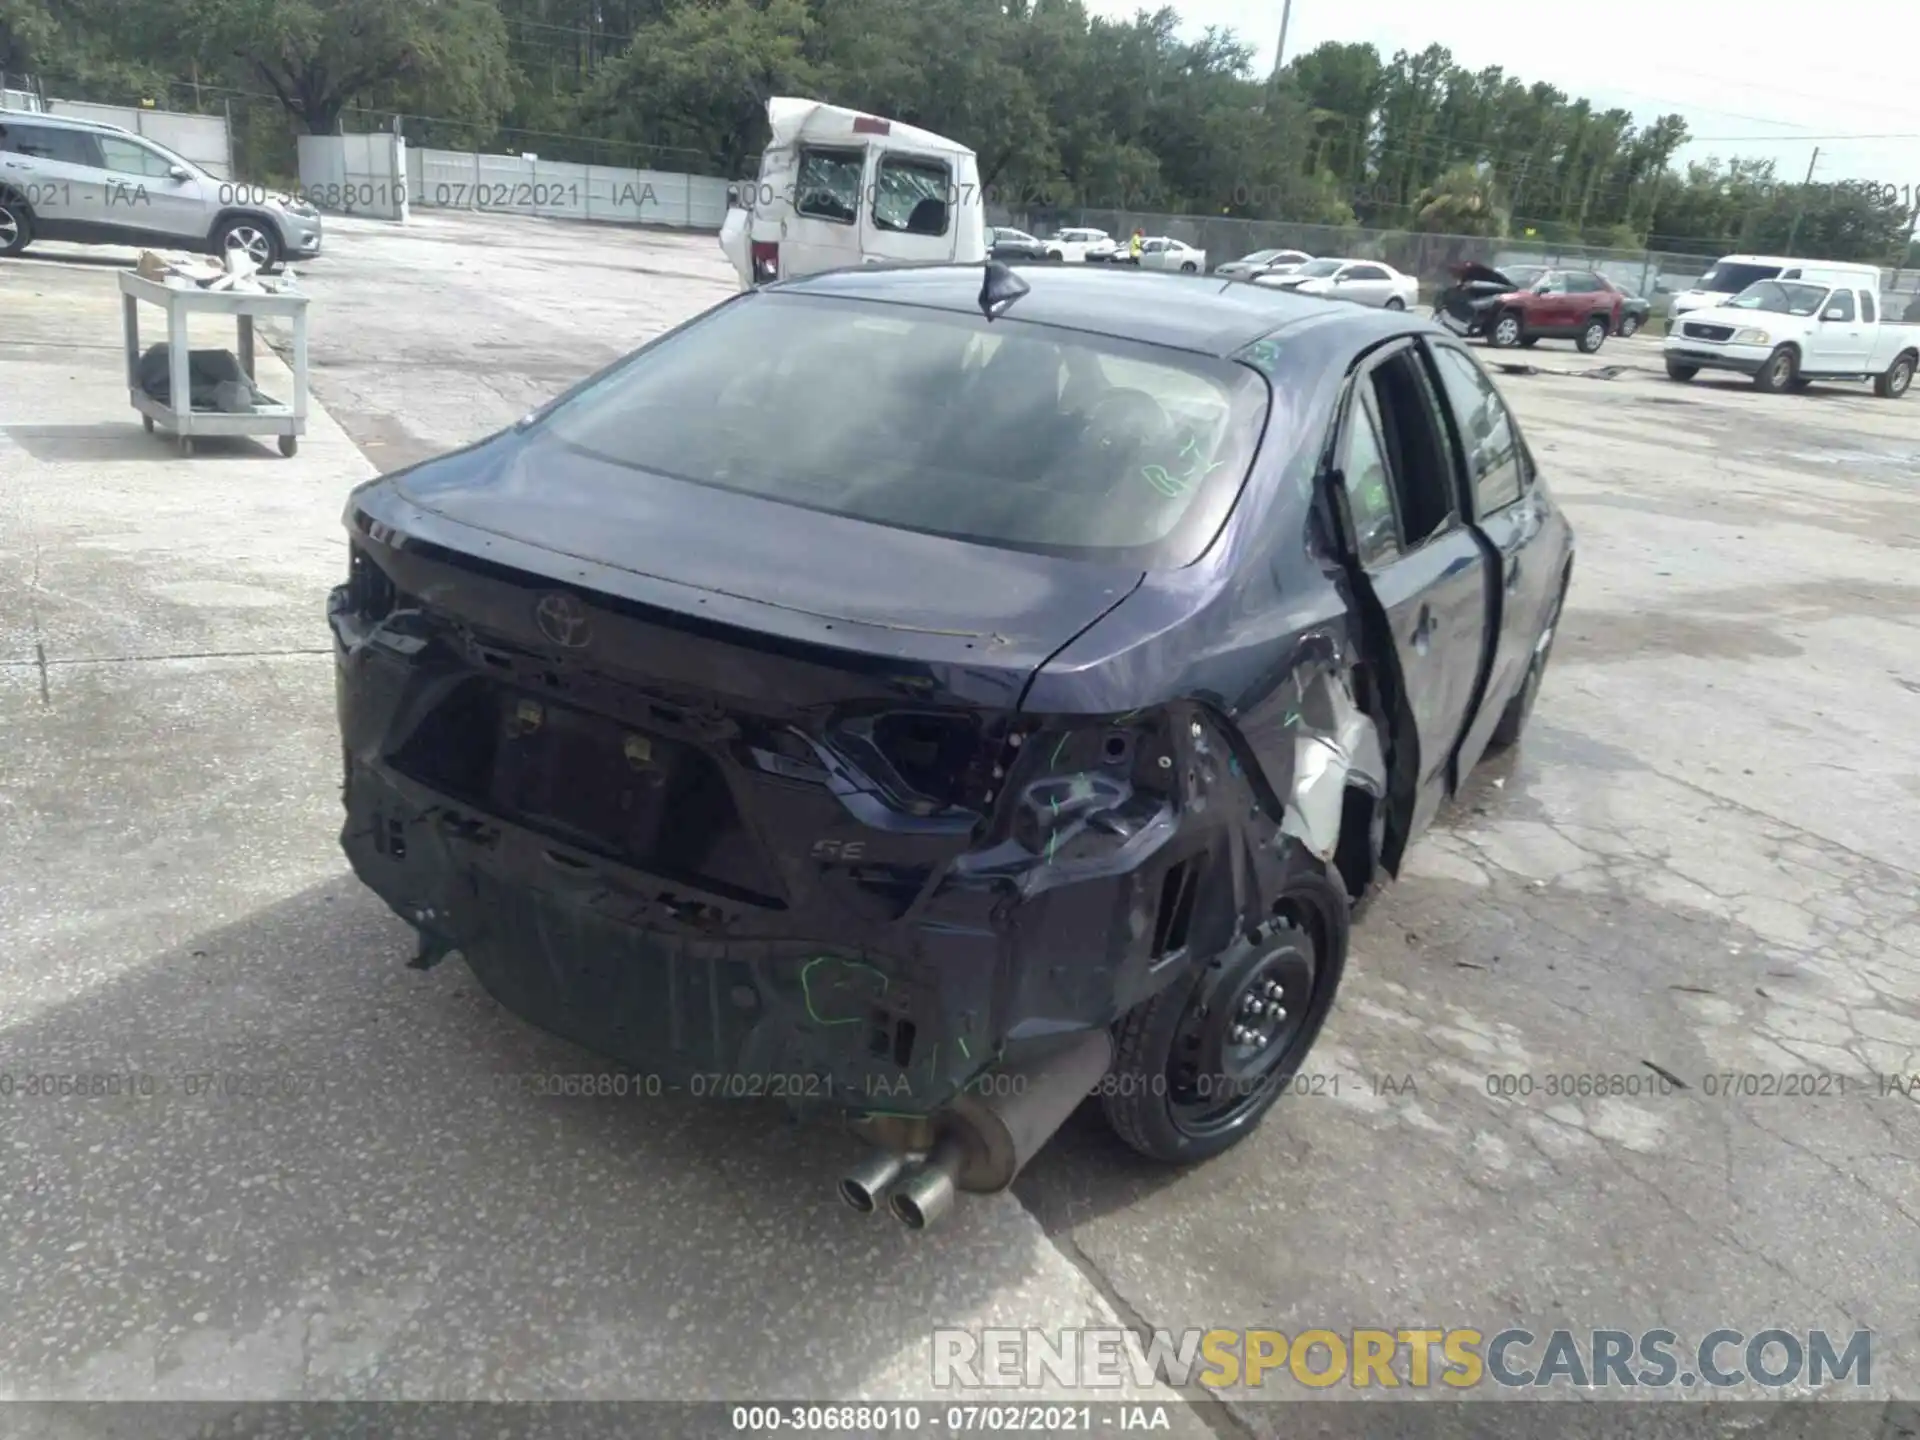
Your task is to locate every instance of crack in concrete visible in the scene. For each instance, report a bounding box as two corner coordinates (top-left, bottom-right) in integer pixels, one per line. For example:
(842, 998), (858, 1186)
(2, 647), (333, 669)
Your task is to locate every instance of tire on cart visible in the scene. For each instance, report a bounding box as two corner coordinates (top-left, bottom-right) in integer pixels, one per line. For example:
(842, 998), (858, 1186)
(142, 414), (154, 433)
(278, 434), (298, 457)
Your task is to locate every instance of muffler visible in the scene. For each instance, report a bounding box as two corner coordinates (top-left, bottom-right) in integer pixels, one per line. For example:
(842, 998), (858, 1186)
(863, 1027), (1114, 1232)
(838, 1147), (908, 1214)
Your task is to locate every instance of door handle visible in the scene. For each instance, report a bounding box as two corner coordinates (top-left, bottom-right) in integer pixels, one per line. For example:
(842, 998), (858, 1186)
(1411, 604), (1436, 654)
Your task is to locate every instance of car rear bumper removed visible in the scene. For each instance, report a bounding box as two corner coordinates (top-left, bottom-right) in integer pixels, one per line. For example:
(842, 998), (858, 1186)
(328, 583), (1227, 1119)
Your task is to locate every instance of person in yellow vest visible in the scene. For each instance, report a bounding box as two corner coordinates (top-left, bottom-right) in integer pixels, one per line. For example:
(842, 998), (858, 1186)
(1130, 230), (1144, 263)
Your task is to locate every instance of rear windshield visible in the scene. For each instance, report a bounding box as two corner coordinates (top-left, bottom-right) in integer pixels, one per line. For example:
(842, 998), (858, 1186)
(1725, 281), (1829, 316)
(1292, 259), (1345, 278)
(534, 292), (1271, 566)
(1698, 261), (1781, 293)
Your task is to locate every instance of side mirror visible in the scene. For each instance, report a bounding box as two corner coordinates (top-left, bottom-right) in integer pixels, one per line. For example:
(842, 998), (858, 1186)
(168, 165), (189, 181)
(1823, 307), (1846, 322)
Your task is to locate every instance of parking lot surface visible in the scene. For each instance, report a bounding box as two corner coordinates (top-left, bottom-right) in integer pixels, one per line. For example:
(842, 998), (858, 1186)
(2, 211), (1917, 1423)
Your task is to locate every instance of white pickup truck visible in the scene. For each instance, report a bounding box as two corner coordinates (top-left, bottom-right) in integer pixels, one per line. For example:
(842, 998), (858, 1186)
(1663, 277), (1917, 398)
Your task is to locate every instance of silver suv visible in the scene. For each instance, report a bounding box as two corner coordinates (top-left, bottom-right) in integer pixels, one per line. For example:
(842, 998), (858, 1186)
(0, 109), (322, 269)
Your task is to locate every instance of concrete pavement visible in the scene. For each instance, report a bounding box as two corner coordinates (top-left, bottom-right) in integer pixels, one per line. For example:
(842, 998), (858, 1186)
(3, 213), (1918, 1426)
(0, 249), (1197, 1423)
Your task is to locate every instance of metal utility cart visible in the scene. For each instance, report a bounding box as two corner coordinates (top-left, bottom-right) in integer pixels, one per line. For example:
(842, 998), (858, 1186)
(117, 270), (310, 457)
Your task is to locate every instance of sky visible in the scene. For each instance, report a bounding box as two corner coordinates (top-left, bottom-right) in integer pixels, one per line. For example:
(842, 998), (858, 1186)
(1086, 0), (1920, 197)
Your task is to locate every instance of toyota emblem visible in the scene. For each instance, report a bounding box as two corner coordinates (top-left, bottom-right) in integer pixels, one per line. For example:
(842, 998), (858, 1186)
(534, 591), (592, 649)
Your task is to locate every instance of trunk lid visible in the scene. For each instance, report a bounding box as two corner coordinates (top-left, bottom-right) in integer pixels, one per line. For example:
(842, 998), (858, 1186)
(388, 427), (1140, 683)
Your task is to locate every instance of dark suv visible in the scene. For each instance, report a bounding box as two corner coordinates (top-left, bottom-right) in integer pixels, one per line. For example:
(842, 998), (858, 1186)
(1437, 263), (1624, 353)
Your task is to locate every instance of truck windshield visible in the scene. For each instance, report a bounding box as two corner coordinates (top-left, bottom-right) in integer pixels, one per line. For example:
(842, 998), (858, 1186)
(1725, 281), (1829, 316)
(533, 292), (1270, 567)
(1698, 261), (1781, 293)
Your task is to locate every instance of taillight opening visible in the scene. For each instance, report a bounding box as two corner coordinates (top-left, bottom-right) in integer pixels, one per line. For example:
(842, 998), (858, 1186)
(750, 240), (779, 284)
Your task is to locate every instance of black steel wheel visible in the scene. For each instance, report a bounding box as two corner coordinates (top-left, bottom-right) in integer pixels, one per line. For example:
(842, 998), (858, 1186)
(1102, 865), (1348, 1163)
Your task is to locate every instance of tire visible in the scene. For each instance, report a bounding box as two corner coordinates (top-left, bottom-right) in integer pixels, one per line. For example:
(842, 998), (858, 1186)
(1620, 315), (1641, 338)
(1101, 864), (1349, 1164)
(1490, 571), (1567, 750)
(1488, 311), (1524, 348)
(1665, 360), (1698, 382)
(1786, 376), (1813, 392)
(0, 193), (33, 257)
(1044, 249), (1064, 263)
(1576, 317), (1608, 353)
(1384, 296), (1406, 311)
(1753, 346), (1797, 393)
(1180, 261), (1196, 272)
(213, 215), (282, 273)
(1873, 352), (1914, 399)
(1520, 337), (1541, 349)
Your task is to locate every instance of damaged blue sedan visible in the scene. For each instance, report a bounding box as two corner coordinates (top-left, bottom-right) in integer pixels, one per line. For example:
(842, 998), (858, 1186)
(329, 262), (1573, 1230)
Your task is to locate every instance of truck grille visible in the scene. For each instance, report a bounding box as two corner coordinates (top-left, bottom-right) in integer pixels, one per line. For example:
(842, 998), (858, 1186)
(1682, 322), (1734, 342)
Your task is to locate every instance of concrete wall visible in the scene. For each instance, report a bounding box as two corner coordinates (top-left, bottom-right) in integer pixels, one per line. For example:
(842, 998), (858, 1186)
(405, 146), (729, 230)
(296, 133), (409, 221)
(47, 100), (231, 178)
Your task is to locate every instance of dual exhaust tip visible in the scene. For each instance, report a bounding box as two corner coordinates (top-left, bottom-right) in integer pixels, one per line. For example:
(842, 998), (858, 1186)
(839, 1137), (962, 1231)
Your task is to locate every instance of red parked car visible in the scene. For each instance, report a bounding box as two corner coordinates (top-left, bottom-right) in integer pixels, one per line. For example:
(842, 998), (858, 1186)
(1436, 263), (1624, 353)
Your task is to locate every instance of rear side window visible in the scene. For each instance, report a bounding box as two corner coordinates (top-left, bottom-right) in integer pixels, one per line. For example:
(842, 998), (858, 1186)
(1565, 273), (1601, 293)
(531, 293), (1270, 567)
(1338, 390), (1401, 567)
(1348, 264), (1388, 281)
(794, 147), (861, 224)
(0, 123), (96, 166)
(872, 154), (950, 235)
(1861, 291), (1877, 322)
(1427, 344), (1525, 515)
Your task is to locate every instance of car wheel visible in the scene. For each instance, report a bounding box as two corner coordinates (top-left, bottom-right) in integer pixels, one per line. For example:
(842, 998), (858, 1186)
(1180, 261), (1197, 272)
(1665, 360), (1698, 382)
(1044, 249), (1063, 263)
(1576, 318), (1608, 353)
(1488, 312), (1524, 348)
(1490, 573), (1566, 749)
(0, 194), (33, 257)
(1520, 337), (1541, 349)
(1620, 314), (1641, 338)
(1384, 296), (1406, 311)
(214, 215), (282, 273)
(1786, 376), (1814, 392)
(1873, 353), (1914, 399)
(1101, 864), (1348, 1164)
(1753, 345), (1797, 393)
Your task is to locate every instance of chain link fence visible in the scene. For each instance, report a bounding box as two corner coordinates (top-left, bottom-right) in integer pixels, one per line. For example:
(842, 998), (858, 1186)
(997, 205), (1736, 310)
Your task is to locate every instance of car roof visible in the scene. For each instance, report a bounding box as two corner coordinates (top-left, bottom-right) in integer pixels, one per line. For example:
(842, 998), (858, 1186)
(0, 108), (133, 137)
(775, 263), (1430, 357)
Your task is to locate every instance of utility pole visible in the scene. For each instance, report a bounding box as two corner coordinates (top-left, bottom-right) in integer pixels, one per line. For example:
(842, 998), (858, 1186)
(1784, 146), (1820, 254)
(1271, 0), (1293, 80)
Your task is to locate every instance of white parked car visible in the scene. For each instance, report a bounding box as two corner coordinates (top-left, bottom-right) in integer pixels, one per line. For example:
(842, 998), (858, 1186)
(1133, 236), (1206, 273)
(1216, 248), (1311, 281)
(1255, 257), (1419, 310)
(1043, 227), (1116, 263)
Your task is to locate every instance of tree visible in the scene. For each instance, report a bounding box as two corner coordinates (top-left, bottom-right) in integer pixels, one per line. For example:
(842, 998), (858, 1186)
(1411, 162), (1505, 236)
(186, 0), (513, 135)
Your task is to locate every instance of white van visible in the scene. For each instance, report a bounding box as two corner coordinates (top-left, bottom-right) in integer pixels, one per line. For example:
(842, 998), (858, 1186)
(719, 98), (986, 289)
(1668, 254), (1884, 320)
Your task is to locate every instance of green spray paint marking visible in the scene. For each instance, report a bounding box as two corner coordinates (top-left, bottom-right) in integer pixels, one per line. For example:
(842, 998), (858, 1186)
(958, 1036), (971, 1060)
(1046, 829), (1059, 864)
(800, 955), (889, 1026)
(1050, 733), (1069, 767)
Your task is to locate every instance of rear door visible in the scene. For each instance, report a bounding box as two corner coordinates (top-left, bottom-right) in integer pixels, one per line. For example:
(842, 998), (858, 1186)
(780, 142), (868, 277)
(858, 146), (959, 265)
(0, 120), (102, 231)
(1343, 263), (1394, 306)
(1326, 340), (1495, 857)
(1423, 339), (1562, 782)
